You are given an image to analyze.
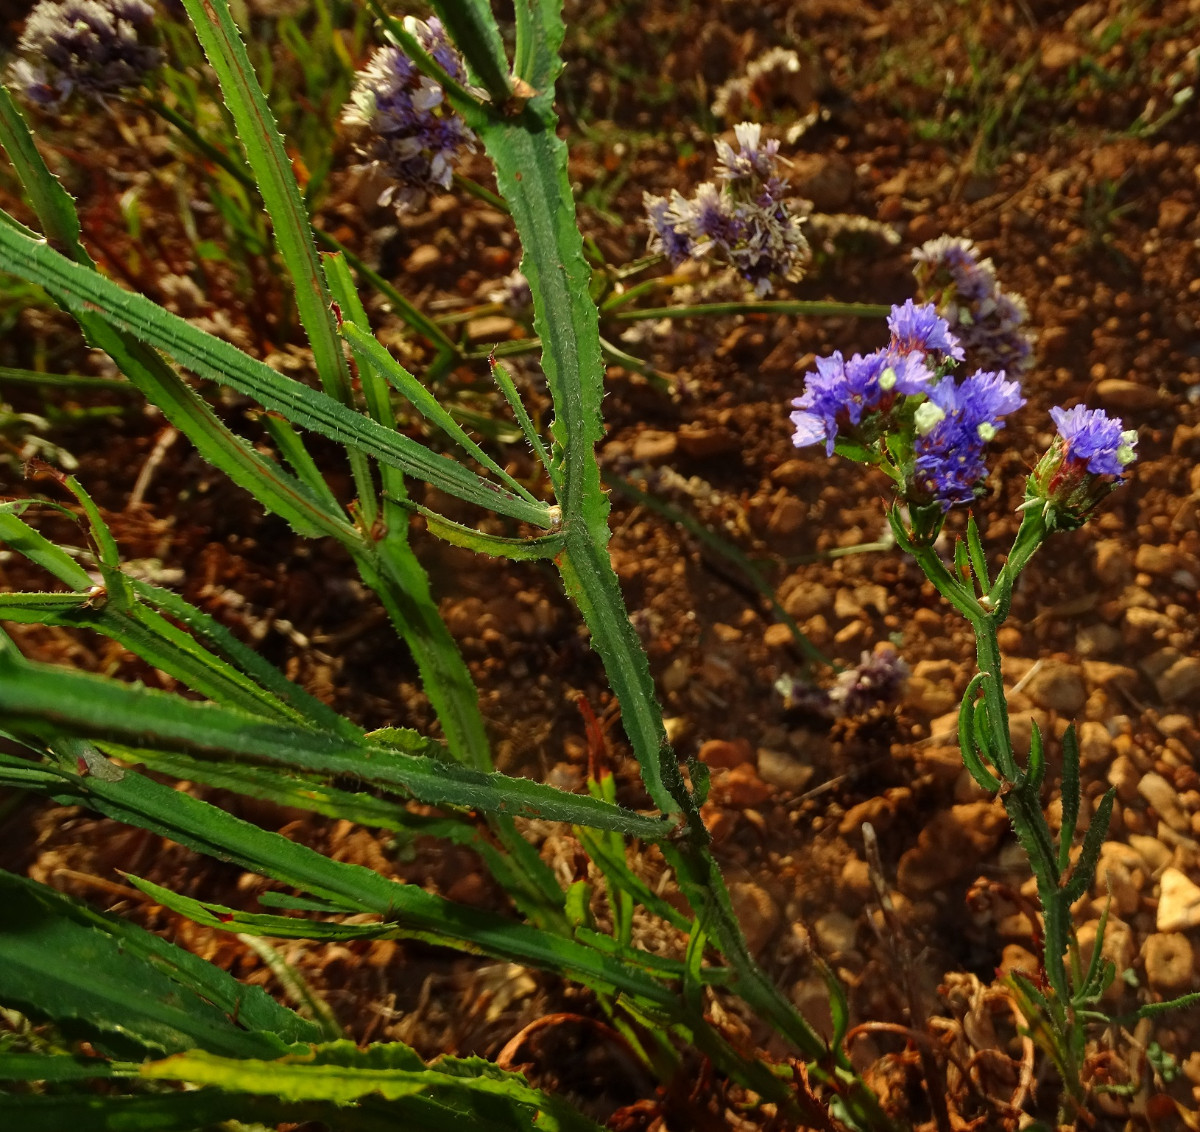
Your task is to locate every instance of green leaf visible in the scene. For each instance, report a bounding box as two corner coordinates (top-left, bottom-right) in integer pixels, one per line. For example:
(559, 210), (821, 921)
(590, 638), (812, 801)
(957, 672), (1001, 793)
(177, 0), (358, 430)
(0, 513), (345, 730)
(0, 870), (308, 1059)
(682, 919), (706, 1014)
(125, 876), (393, 941)
(427, 1), (512, 104)
(406, 501), (564, 560)
(0, 591), (93, 616)
(1128, 991), (1200, 1022)
(127, 576), (362, 739)
(1074, 895), (1113, 1005)
(574, 827), (690, 932)
(819, 956), (850, 1049)
(0, 221), (554, 529)
(123, 746), (477, 840)
(1062, 787), (1115, 905)
(0, 84), (83, 257)
(340, 318), (541, 504)
(0, 1090), (324, 1132)
(141, 1041), (603, 1131)
(318, 232), (457, 352)
(171, 0), (384, 516)
(0, 505), (95, 589)
(0, 649), (675, 837)
(1025, 716), (1045, 791)
(489, 358), (556, 485)
(0, 1053), (128, 1082)
(953, 536), (972, 590)
(965, 515), (990, 594)
(0, 751), (685, 1012)
(1058, 723), (1081, 875)
(0, 87), (353, 541)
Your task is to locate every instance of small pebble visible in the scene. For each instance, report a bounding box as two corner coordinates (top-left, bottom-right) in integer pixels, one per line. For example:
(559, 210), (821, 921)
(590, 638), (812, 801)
(1155, 656), (1200, 704)
(814, 910), (859, 960)
(1024, 660), (1087, 715)
(631, 429), (678, 464)
(697, 737), (754, 770)
(1138, 772), (1190, 833)
(1107, 754), (1141, 804)
(1077, 720), (1114, 767)
(1158, 867), (1200, 932)
(756, 748), (814, 792)
(729, 882), (780, 957)
(1142, 933), (1196, 993)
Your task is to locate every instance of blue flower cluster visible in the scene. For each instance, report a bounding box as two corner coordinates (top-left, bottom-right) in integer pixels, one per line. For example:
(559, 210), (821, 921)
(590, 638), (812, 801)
(912, 236), (1035, 379)
(11, 0), (160, 110)
(643, 123), (810, 296)
(1025, 405), (1138, 529)
(790, 301), (1026, 511)
(342, 18), (476, 212)
(911, 368), (1026, 507)
(1049, 405), (1138, 476)
(790, 348), (933, 456)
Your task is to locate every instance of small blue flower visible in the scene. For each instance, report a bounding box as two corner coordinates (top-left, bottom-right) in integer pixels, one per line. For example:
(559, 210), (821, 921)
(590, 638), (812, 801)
(828, 645), (910, 717)
(911, 369), (1026, 509)
(343, 18), (476, 211)
(1025, 405), (1137, 529)
(887, 299), (964, 362)
(643, 193), (694, 264)
(791, 348), (933, 455)
(1047, 405), (1137, 476)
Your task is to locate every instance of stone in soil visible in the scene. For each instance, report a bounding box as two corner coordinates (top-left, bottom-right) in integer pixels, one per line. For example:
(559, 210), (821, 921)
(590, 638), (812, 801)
(1142, 932), (1196, 994)
(1157, 867), (1200, 933)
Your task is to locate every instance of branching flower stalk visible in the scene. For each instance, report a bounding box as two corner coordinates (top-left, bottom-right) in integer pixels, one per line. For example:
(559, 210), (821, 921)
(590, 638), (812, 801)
(788, 297), (1196, 1114)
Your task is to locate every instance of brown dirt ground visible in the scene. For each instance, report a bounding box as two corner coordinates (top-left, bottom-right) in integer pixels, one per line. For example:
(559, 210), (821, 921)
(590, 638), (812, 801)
(2, 1), (1200, 1129)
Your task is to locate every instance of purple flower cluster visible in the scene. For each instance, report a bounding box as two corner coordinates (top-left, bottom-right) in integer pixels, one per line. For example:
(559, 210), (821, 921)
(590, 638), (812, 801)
(777, 645), (909, 720)
(790, 348), (933, 456)
(1026, 405), (1137, 528)
(643, 123), (809, 296)
(1049, 405), (1138, 476)
(11, 0), (160, 110)
(342, 18), (476, 212)
(911, 368), (1026, 509)
(790, 301), (1026, 511)
(887, 298), (965, 362)
(912, 236), (1035, 379)
(829, 645), (910, 717)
